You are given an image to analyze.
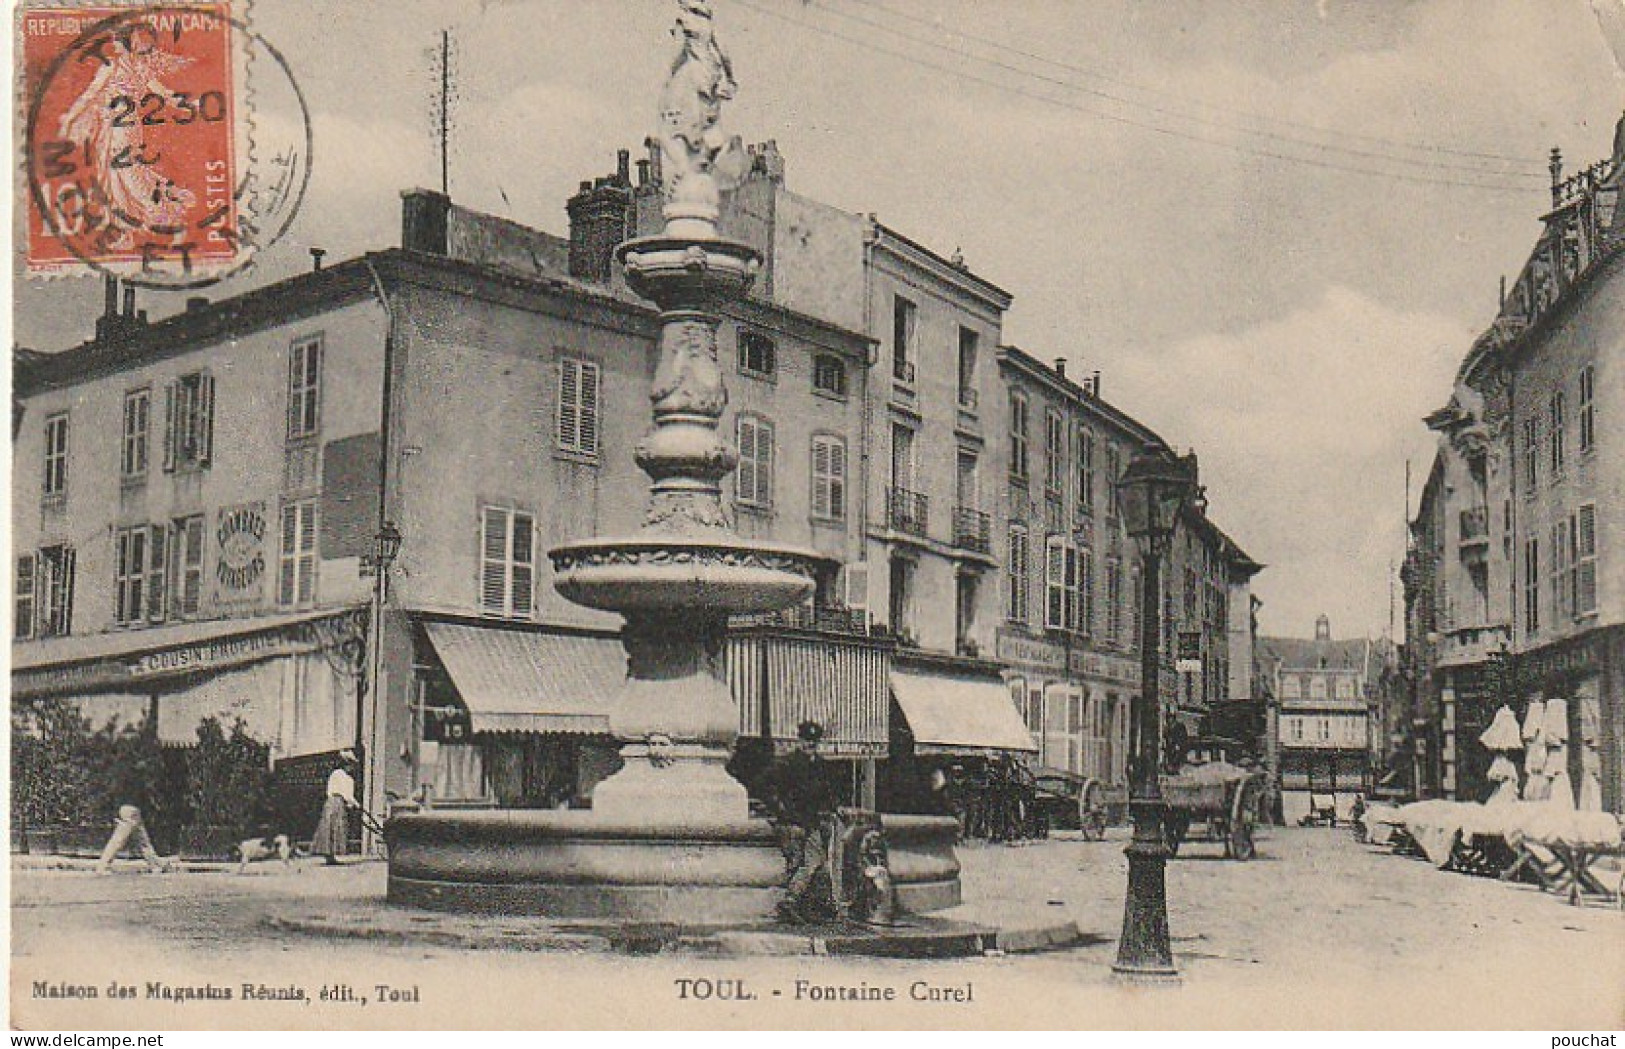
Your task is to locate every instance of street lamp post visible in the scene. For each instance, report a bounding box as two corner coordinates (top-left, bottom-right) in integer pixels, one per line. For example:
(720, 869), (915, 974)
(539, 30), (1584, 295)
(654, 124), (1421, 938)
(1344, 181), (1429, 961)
(1112, 448), (1198, 983)
(360, 520), (403, 854)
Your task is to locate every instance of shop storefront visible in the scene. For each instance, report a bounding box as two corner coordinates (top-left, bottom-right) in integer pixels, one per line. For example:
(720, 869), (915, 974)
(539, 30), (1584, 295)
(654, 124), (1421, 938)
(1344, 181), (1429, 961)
(995, 629), (1134, 786)
(1512, 625), (1624, 814)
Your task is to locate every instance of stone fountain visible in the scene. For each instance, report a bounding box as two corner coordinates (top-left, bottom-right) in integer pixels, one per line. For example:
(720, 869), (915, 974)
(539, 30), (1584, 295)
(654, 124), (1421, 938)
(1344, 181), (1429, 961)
(386, 0), (961, 924)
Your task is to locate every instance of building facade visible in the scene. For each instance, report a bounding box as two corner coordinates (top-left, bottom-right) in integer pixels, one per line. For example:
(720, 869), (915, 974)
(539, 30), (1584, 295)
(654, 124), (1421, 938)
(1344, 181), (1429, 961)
(1402, 117), (1625, 815)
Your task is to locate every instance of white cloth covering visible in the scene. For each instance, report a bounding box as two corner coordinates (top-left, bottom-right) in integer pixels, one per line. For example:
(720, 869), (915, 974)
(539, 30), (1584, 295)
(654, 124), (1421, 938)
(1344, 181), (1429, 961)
(325, 767), (356, 804)
(1487, 754), (1518, 782)
(1542, 698), (1569, 743)
(1480, 706), (1523, 751)
(1521, 699), (1546, 741)
(1524, 742), (1547, 776)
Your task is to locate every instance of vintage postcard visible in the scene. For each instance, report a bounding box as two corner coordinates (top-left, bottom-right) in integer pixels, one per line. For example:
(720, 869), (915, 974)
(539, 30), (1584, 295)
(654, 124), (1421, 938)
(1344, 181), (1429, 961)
(8, 0), (1625, 1032)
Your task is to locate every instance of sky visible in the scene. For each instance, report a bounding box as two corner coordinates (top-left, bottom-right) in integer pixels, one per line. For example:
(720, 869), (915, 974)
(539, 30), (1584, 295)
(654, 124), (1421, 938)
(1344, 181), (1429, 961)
(11, 0), (1624, 640)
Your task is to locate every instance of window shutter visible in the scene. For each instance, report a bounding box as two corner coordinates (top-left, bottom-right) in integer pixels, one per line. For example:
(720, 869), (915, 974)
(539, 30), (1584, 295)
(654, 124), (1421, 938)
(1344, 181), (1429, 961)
(1578, 504), (1598, 614)
(557, 360), (580, 450)
(737, 417), (757, 504)
(579, 362), (600, 454)
(279, 505), (298, 607)
(146, 523), (167, 623)
(828, 438), (845, 519)
(197, 373), (216, 465)
(287, 344), (302, 439)
(14, 554), (36, 640)
(511, 512), (534, 617)
(481, 508), (508, 613)
(297, 504), (317, 605)
(162, 382), (177, 472)
(760, 419), (774, 505)
(61, 548), (75, 635)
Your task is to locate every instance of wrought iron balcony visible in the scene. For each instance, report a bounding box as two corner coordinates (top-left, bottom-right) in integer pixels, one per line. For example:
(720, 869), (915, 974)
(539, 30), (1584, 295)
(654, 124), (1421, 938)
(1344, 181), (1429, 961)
(733, 604), (871, 636)
(887, 486), (929, 538)
(953, 505), (991, 554)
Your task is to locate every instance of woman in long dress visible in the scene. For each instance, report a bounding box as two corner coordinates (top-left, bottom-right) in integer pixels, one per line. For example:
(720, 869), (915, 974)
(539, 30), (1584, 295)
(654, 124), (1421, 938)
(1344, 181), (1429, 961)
(311, 752), (356, 864)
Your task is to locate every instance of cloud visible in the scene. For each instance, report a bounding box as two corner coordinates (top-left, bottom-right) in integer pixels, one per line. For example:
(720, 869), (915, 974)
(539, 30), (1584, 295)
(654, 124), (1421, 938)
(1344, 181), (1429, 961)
(1107, 285), (1469, 638)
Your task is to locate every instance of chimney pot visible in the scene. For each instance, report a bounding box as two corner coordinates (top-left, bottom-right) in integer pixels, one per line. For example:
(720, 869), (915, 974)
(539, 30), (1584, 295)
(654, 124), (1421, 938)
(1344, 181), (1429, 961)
(636, 158), (651, 187)
(400, 188), (451, 255)
(1054, 357), (1066, 378)
(616, 149), (631, 184)
(310, 247), (326, 272)
(104, 275), (119, 318)
(1092, 370), (1101, 396)
(121, 287), (136, 318)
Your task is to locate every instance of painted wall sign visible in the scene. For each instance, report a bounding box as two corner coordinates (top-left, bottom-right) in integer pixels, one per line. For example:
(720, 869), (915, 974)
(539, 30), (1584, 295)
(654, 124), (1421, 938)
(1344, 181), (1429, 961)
(214, 501), (268, 602)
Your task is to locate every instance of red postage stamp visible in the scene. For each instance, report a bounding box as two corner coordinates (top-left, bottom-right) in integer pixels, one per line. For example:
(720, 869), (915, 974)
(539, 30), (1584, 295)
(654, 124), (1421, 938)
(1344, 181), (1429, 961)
(22, 4), (239, 279)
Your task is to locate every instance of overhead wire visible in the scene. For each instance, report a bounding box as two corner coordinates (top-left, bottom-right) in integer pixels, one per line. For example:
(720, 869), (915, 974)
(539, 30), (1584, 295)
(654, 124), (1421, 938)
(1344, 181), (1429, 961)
(853, 0), (1546, 169)
(732, 0), (1548, 195)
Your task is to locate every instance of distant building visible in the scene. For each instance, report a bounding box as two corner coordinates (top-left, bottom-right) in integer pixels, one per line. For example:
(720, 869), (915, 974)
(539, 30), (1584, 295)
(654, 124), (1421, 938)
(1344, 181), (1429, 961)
(1260, 616), (1383, 822)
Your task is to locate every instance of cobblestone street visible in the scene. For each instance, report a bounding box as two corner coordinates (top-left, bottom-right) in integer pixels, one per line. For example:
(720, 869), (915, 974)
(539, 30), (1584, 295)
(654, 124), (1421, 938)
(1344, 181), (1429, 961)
(11, 827), (1622, 1029)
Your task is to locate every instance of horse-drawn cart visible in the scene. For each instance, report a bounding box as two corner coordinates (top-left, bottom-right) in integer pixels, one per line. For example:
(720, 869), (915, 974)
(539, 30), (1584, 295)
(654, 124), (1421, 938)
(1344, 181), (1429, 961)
(1159, 739), (1265, 860)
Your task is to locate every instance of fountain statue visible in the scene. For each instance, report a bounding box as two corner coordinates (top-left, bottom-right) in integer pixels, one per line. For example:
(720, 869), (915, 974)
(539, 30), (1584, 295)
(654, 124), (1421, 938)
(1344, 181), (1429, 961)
(385, 0), (961, 924)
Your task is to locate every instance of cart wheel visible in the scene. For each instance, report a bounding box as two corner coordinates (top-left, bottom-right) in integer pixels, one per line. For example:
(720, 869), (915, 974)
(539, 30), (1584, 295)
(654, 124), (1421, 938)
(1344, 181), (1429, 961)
(1227, 783), (1258, 861)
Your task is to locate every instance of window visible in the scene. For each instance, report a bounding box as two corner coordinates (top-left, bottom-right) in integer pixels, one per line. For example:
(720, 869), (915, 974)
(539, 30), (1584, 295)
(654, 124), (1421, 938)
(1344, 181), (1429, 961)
(737, 415), (774, 509)
(172, 515), (205, 617)
(888, 556), (913, 639)
(114, 526), (149, 625)
(14, 555), (36, 640)
(1524, 536), (1540, 636)
(37, 545), (75, 638)
(121, 389), (150, 479)
(1281, 675), (1302, 699)
(957, 327), (978, 408)
(479, 506), (534, 618)
(1522, 418), (1538, 491)
(810, 434), (846, 522)
(1309, 675), (1328, 700)
(1576, 503), (1597, 615)
(1045, 535), (1082, 632)
(1009, 392), (1029, 481)
(956, 450), (978, 509)
(812, 354), (847, 397)
(1129, 563), (1142, 647)
(287, 336), (323, 439)
(1044, 410), (1066, 496)
(1105, 558), (1122, 644)
(890, 423), (915, 489)
(737, 330), (776, 378)
(556, 357), (601, 456)
(892, 295), (916, 383)
(163, 372), (215, 471)
(1317, 718), (1331, 743)
(1007, 524), (1030, 623)
(1579, 365), (1595, 454)
(1550, 392), (1566, 476)
(1105, 444), (1121, 524)
(1335, 676), (1356, 700)
(1078, 428), (1095, 515)
(278, 500), (319, 608)
(42, 412), (69, 498)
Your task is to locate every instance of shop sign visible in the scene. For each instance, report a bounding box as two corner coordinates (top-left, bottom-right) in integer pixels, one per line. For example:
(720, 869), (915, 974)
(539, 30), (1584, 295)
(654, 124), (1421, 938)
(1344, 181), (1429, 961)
(12, 659), (131, 697)
(129, 623), (312, 677)
(1517, 636), (1599, 685)
(996, 632), (1065, 670)
(214, 501), (268, 604)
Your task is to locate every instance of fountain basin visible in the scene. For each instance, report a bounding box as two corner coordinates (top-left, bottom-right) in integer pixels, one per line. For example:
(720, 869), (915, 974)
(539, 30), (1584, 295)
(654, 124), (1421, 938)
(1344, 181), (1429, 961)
(549, 537), (823, 616)
(386, 810), (962, 921)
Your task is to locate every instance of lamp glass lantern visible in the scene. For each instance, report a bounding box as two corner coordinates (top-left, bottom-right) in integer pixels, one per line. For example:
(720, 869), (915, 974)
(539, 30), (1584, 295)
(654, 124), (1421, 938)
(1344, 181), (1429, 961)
(364, 521), (403, 575)
(1116, 450), (1198, 549)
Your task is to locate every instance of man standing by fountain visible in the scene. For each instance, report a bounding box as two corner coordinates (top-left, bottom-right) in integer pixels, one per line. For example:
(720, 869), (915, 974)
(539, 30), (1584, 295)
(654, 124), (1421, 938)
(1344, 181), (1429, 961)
(773, 721), (838, 923)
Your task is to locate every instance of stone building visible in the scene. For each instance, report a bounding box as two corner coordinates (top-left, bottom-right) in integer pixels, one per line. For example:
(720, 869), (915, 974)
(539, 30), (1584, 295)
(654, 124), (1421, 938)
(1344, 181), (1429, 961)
(1260, 616), (1383, 823)
(995, 346), (1262, 789)
(1402, 116), (1625, 814)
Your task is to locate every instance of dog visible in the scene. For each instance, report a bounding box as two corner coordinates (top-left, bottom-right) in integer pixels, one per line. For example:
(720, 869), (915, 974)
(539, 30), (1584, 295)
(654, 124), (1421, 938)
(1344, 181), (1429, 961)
(235, 834), (298, 874)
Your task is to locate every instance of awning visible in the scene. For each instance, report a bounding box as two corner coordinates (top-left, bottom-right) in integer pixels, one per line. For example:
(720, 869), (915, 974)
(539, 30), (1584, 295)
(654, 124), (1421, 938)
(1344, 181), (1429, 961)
(730, 634), (888, 757)
(891, 670), (1039, 756)
(422, 623), (623, 735)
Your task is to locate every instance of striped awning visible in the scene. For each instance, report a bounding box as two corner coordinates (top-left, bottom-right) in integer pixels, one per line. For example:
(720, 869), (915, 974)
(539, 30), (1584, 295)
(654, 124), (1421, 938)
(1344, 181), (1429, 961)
(891, 670), (1039, 756)
(423, 623), (622, 735)
(729, 634), (888, 757)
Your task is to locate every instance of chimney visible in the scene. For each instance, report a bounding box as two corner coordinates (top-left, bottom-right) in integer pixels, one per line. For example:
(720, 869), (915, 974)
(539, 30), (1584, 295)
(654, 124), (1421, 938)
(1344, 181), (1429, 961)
(636, 158), (651, 187)
(1550, 147), (1564, 206)
(400, 188), (451, 255)
(121, 286), (136, 318)
(309, 247), (326, 272)
(103, 275), (118, 319)
(756, 139), (784, 183)
(616, 149), (631, 185)
(1053, 357), (1066, 379)
(1091, 370), (1101, 397)
(567, 159), (633, 284)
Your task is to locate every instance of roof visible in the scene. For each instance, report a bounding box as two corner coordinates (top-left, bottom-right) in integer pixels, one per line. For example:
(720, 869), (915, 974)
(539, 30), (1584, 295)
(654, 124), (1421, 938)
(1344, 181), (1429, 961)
(1257, 635), (1371, 674)
(871, 220), (1014, 309)
(997, 343), (1171, 453)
